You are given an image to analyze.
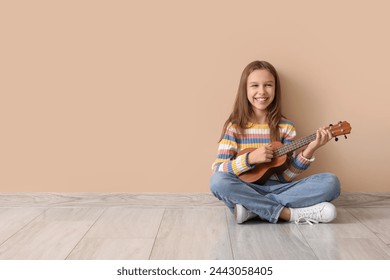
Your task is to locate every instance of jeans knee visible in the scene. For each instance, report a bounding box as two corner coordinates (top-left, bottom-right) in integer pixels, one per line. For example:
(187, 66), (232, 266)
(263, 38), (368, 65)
(209, 172), (237, 198)
(210, 172), (227, 195)
(324, 173), (341, 200)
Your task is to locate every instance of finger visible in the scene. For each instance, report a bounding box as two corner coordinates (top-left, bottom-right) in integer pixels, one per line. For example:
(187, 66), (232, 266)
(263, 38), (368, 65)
(265, 150), (274, 159)
(316, 129), (327, 145)
(316, 129), (322, 141)
(320, 129), (332, 143)
(264, 145), (273, 153)
(319, 128), (326, 138)
(326, 129), (333, 139)
(322, 128), (331, 140)
(320, 127), (329, 137)
(319, 131), (328, 143)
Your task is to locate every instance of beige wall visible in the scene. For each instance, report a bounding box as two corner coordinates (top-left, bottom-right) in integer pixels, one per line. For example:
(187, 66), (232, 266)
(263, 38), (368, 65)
(1, 1), (389, 192)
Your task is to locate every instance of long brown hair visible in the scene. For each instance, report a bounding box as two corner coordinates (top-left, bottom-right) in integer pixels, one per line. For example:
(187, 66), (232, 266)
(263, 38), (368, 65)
(219, 60), (283, 142)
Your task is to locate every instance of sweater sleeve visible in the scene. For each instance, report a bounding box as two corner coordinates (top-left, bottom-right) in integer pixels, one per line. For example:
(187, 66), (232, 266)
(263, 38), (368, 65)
(211, 123), (254, 176)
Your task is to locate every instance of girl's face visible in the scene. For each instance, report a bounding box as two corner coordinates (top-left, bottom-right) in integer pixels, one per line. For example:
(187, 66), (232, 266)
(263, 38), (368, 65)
(246, 69), (275, 118)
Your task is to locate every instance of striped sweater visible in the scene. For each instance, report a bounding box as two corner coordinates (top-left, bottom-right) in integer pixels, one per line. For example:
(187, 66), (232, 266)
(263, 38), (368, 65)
(212, 119), (313, 183)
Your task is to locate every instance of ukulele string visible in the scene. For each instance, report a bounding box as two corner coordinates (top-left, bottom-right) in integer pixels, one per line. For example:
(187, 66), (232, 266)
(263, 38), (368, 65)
(275, 133), (317, 157)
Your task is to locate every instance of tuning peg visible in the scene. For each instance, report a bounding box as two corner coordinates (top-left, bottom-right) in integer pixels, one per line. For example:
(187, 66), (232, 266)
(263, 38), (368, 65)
(344, 135), (348, 139)
(335, 137), (339, 141)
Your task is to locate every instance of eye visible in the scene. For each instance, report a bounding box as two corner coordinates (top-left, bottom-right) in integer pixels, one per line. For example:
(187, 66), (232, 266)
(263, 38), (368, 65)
(250, 84), (258, 87)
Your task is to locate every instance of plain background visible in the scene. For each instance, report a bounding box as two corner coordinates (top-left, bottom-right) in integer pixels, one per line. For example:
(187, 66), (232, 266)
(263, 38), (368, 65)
(1, 0), (389, 192)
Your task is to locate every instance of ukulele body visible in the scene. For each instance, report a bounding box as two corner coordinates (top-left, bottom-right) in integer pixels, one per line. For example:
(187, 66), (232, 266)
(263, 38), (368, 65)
(237, 141), (289, 185)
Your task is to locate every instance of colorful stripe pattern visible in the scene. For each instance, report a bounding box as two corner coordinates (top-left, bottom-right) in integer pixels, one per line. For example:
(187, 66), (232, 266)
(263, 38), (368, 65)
(212, 119), (313, 183)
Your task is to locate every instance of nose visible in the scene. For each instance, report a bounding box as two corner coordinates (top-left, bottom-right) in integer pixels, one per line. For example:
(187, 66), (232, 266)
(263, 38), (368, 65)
(257, 85), (266, 94)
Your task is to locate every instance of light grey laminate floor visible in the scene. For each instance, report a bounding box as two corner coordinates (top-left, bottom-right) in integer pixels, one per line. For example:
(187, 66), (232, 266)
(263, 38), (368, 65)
(0, 192), (389, 260)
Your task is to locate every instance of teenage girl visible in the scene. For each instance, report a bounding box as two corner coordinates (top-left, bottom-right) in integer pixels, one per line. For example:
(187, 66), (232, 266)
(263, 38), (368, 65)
(210, 60), (340, 224)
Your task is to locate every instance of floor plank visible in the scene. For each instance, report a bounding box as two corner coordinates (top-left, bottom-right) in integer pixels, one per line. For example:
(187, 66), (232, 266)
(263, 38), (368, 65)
(298, 208), (390, 259)
(346, 207), (390, 244)
(297, 208), (378, 239)
(150, 207), (232, 260)
(0, 208), (46, 245)
(0, 193), (223, 208)
(333, 192), (390, 208)
(0, 208), (103, 259)
(67, 208), (164, 259)
(304, 238), (390, 260)
(226, 210), (317, 260)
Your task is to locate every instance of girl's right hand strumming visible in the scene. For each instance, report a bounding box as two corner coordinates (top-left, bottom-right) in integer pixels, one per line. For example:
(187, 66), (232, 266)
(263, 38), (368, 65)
(247, 144), (274, 164)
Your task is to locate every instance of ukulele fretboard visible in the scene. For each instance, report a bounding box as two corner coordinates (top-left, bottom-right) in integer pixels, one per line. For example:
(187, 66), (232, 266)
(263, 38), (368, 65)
(275, 133), (316, 157)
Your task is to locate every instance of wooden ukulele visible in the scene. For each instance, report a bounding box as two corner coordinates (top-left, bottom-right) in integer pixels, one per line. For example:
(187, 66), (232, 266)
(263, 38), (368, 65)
(238, 121), (352, 185)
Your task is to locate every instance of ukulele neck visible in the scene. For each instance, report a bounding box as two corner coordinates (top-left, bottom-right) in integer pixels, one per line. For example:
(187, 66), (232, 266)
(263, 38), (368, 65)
(275, 133), (316, 157)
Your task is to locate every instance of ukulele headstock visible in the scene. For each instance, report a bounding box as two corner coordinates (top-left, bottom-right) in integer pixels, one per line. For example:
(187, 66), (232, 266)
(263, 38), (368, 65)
(328, 121), (352, 141)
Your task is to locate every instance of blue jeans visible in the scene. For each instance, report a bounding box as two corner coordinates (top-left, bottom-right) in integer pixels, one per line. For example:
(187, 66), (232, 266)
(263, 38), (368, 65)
(210, 172), (341, 223)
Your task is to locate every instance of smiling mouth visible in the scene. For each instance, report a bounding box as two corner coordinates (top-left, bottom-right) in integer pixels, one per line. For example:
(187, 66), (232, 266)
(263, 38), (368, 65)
(254, 96), (269, 103)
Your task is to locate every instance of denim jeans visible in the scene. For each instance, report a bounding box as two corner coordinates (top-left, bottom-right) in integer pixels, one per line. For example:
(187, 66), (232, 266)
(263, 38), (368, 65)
(210, 172), (341, 223)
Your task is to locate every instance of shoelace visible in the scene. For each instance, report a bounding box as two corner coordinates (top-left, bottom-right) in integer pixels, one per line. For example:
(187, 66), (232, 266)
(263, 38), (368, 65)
(293, 206), (325, 225)
(294, 217), (319, 225)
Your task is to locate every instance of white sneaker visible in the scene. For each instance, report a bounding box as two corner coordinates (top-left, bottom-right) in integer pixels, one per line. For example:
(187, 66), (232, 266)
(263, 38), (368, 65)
(234, 204), (257, 224)
(290, 202), (337, 225)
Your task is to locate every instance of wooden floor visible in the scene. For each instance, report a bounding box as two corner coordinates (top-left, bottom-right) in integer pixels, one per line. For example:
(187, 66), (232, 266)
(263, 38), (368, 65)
(0, 192), (389, 260)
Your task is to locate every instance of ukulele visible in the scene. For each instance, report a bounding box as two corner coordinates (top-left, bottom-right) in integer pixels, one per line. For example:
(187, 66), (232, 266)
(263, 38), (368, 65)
(237, 121), (352, 185)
